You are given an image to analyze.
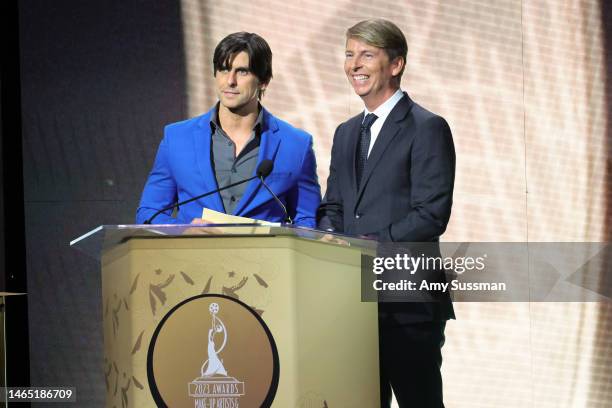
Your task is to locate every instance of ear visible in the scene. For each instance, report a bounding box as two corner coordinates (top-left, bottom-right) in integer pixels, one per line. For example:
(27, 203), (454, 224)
(258, 81), (269, 99)
(391, 56), (405, 77)
(259, 81), (269, 96)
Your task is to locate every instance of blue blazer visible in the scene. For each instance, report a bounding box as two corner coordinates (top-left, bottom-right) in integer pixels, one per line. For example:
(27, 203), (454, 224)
(136, 108), (321, 226)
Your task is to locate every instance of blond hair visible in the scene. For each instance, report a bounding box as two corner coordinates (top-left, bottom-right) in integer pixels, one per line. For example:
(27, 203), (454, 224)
(346, 19), (408, 78)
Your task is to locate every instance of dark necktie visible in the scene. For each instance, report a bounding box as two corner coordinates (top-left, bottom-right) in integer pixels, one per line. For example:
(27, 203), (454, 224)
(356, 113), (378, 187)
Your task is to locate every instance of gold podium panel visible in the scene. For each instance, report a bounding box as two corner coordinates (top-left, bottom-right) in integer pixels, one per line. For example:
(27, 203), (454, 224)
(72, 225), (379, 407)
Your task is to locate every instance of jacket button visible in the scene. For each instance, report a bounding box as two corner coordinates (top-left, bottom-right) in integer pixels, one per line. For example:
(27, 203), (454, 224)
(355, 213), (361, 219)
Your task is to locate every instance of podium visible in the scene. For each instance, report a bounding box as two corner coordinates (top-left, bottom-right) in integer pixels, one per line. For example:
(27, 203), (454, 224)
(72, 224), (379, 407)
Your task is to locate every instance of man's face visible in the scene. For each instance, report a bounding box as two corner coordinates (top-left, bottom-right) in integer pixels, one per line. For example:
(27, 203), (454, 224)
(215, 51), (265, 113)
(344, 38), (404, 109)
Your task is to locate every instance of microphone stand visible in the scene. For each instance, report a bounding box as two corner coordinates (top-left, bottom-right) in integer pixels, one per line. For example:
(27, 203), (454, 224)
(144, 175), (259, 224)
(259, 176), (293, 225)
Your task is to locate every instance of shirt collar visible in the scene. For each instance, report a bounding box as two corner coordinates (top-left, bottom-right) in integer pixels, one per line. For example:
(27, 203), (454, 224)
(210, 102), (264, 134)
(363, 89), (404, 122)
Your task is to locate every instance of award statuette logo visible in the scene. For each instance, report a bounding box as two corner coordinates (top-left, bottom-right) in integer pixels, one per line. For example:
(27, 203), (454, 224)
(188, 302), (245, 405)
(147, 295), (279, 407)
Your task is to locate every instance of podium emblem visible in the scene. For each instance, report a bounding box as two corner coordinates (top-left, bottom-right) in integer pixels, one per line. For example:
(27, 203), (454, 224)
(147, 294), (279, 407)
(188, 302), (245, 405)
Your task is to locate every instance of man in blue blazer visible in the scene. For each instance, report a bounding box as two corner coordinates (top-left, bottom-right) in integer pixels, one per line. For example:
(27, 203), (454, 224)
(137, 32), (321, 226)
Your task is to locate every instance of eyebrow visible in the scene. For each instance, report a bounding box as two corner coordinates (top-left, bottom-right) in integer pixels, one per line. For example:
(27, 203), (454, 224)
(345, 49), (374, 55)
(220, 64), (250, 71)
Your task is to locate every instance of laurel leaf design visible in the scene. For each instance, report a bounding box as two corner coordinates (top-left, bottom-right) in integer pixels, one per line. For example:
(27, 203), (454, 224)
(129, 273), (140, 295)
(112, 314), (118, 337)
(222, 276), (248, 299)
(131, 330), (145, 355)
(148, 274), (175, 313)
(253, 273), (268, 288)
(104, 363), (112, 392)
(253, 307), (265, 316)
(121, 378), (131, 408)
(132, 376), (144, 390)
(158, 274), (175, 289)
(180, 271), (194, 285)
(233, 276), (249, 291)
(202, 276), (212, 294)
(150, 285), (167, 304)
(222, 286), (236, 299)
(112, 363), (119, 396)
(112, 301), (122, 337)
(149, 290), (157, 315)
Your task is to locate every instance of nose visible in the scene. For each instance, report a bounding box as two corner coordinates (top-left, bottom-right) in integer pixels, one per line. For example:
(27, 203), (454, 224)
(226, 71), (237, 86)
(350, 56), (362, 72)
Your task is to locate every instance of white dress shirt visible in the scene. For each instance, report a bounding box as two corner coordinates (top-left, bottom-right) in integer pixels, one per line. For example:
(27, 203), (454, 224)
(362, 89), (405, 157)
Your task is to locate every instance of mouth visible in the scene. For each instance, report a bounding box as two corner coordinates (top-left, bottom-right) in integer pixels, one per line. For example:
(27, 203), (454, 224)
(223, 90), (239, 95)
(352, 74), (369, 82)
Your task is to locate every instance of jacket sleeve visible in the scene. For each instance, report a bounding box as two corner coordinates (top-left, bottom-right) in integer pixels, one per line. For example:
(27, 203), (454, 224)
(378, 116), (455, 242)
(286, 135), (322, 228)
(135, 132), (180, 224)
(317, 125), (345, 232)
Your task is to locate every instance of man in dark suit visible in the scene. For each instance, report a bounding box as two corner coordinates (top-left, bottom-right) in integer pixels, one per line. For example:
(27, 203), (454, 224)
(317, 19), (455, 408)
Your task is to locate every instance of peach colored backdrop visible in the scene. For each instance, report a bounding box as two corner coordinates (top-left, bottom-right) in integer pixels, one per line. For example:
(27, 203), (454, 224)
(179, 1), (611, 406)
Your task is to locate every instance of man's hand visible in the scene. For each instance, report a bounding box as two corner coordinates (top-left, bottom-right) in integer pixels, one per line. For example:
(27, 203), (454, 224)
(319, 233), (350, 246)
(182, 218), (223, 235)
(191, 218), (214, 225)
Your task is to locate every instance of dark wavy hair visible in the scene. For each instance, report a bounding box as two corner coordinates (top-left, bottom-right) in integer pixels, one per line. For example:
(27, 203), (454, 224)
(213, 32), (273, 97)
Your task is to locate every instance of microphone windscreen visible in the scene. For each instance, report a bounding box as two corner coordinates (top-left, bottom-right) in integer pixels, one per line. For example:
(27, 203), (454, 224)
(256, 159), (274, 178)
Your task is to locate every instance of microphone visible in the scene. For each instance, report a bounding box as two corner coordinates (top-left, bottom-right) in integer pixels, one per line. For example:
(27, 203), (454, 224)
(257, 161), (293, 224)
(256, 159), (273, 178)
(144, 160), (274, 224)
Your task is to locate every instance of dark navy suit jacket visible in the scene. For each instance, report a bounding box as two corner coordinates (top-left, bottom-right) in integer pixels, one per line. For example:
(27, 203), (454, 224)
(137, 107), (321, 226)
(318, 93), (456, 322)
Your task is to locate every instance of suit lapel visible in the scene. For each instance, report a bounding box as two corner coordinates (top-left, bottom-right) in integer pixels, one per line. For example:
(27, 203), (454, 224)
(232, 109), (281, 215)
(355, 94), (413, 203)
(194, 112), (225, 212)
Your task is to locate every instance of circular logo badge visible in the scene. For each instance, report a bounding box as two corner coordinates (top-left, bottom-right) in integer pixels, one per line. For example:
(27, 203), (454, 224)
(147, 294), (279, 407)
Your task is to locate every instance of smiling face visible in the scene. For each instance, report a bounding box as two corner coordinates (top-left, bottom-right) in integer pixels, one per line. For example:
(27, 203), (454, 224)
(344, 37), (404, 111)
(215, 51), (266, 115)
